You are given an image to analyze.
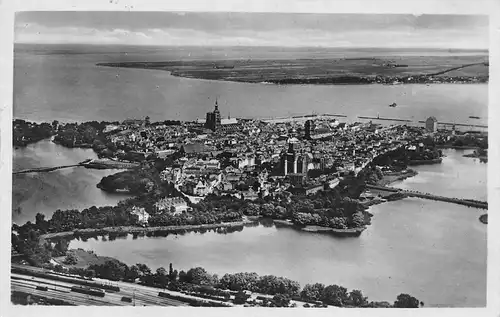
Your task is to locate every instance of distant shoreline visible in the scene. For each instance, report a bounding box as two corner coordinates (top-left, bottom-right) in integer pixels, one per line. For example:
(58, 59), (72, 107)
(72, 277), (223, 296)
(95, 54), (488, 86)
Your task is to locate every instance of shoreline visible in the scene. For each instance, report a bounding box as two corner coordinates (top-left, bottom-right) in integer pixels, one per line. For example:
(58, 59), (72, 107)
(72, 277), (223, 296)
(376, 169), (418, 187)
(40, 219), (257, 242)
(95, 60), (488, 86)
(273, 219), (366, 237)
(407, 158), (442, 166)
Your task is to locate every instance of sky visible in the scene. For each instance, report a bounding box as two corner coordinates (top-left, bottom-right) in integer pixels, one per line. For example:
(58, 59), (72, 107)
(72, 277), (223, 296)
(14, 12), (489, 49)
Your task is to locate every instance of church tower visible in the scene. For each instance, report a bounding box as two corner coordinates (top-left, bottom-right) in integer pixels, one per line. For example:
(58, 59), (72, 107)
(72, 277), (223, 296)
(213, 98), (221, 130)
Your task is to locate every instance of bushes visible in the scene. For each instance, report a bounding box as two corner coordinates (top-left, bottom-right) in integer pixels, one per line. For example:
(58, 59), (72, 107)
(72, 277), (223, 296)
(63, 253), (78, 265)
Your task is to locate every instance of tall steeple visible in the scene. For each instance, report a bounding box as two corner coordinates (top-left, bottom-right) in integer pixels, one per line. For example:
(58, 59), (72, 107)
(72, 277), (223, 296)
(213, 97), (221, 130)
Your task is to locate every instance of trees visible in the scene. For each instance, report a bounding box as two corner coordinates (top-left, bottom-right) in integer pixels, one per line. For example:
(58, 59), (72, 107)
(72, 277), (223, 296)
(155, 267), (169, 287)
(350, 212), (365, 228)
(136, 263), (152, 277)
(301, 283), (325, 302)
(89, 260), (128, 281)
(257, 275), (301, 297)
(186, 267), (218, 286)
(272, 294), (291, 307)
(63, 253), (78, 265)
(125, 265), (140, 282)
(393, 293), (420, 308)
(321, 284), (348, 307)
(348, 289), (368, 307)
(234, 291), (250, 304)
(219, 272), (260, 292)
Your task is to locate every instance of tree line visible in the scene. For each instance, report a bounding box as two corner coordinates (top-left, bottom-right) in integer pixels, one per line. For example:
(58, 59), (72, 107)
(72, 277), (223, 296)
(39, 258), (421, 308)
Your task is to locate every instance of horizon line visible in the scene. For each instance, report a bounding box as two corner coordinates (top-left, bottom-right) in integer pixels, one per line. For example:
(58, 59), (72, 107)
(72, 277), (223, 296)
(13, 42), (489, 52)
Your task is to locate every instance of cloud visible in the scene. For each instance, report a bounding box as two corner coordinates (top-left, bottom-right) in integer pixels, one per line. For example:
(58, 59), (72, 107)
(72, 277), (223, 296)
(14, 17), (488, 49)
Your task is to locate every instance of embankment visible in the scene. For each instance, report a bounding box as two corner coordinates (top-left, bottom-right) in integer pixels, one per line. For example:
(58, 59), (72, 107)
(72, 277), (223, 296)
(377, 169), (418, 186)
(40, 219), (256, 242)
(407, 158), (442, 166)
(273, 219), (366, 237)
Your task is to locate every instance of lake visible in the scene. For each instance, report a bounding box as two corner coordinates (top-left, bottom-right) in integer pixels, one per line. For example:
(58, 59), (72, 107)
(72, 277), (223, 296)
(12, 44), (488, 307)
(12, 140), (133, 224)
(68, 150), (487, 307)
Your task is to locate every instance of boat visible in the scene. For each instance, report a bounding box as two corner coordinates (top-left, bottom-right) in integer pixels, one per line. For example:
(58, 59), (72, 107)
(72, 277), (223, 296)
(469, 116), (480, 119)
(389, 102), (397, 108)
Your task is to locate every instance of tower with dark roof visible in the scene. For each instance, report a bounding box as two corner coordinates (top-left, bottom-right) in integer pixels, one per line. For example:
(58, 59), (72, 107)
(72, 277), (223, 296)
(205, 98), (222, 131)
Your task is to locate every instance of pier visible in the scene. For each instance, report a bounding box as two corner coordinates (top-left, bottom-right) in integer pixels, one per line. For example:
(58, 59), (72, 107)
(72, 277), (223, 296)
(358, 116), (412, 122)
(261, 113), (347, 123)
(366, 184), (488, 209)
(417, 120), (487, 129)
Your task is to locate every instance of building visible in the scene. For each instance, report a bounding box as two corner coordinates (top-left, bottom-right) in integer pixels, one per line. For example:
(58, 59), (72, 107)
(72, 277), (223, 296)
(282, 138), (312, 176)
(205, 99), (222, 131)
(205, 99), (241, 132)
(304, 120), (316, 139)
(131, 206), (150, 226)
(425, 116), (438, 133)
(154, 197), (188, 214)
(287, 173), (307, 186)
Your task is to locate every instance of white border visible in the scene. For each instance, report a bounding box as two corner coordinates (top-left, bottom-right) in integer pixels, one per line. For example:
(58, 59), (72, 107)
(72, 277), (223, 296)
(0, 1), (499, 317)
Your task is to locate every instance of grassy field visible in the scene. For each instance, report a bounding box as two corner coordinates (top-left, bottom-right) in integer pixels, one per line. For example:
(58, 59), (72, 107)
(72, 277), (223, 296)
(54, 249), (117, 269)
(97, 55), (488, 84)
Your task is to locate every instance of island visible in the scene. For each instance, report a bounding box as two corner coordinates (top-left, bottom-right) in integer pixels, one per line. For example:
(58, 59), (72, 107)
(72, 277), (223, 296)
(96, 54), (488, 85)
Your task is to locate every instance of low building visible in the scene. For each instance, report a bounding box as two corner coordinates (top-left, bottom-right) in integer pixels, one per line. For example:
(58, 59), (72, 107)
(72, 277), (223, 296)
(154, 197), (189, 214)
(131, 206), (150, 226)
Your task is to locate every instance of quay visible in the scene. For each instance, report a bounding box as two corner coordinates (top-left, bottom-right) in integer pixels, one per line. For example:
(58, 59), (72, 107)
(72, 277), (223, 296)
(417, 120), (487, 129)
(366, 184), (488, 209)
(261, 113), (347, 123)
(358, 116), (412, 122)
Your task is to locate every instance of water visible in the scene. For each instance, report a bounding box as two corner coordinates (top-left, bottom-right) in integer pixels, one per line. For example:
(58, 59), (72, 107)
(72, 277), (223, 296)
(12, 140), (133, 224)
(392, 149), (487, 201)
(13, 44), (487, 307)
(14, 44), (488, 125)
(68, 150), (487, 307)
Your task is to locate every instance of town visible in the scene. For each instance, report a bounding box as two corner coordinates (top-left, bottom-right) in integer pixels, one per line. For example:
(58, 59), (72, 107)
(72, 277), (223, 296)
(11, 99), (488, 308)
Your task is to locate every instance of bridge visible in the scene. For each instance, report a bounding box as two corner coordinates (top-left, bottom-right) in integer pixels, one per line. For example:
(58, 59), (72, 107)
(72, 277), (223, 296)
(13, 164), (80, 175)
(366, 184), (488, 209)
(13, 159), (138, 174)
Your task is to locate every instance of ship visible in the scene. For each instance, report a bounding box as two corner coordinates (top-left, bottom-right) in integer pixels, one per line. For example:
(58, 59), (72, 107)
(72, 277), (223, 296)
(469, 116), (480, 119)
(389, 102), (397, 107)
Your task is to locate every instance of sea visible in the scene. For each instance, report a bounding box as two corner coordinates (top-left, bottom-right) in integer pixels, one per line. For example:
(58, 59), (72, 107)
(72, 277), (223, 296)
(12, 44), (488, 307)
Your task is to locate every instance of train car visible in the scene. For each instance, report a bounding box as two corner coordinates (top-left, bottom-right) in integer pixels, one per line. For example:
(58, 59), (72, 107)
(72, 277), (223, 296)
(71, 286), (105, 297)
